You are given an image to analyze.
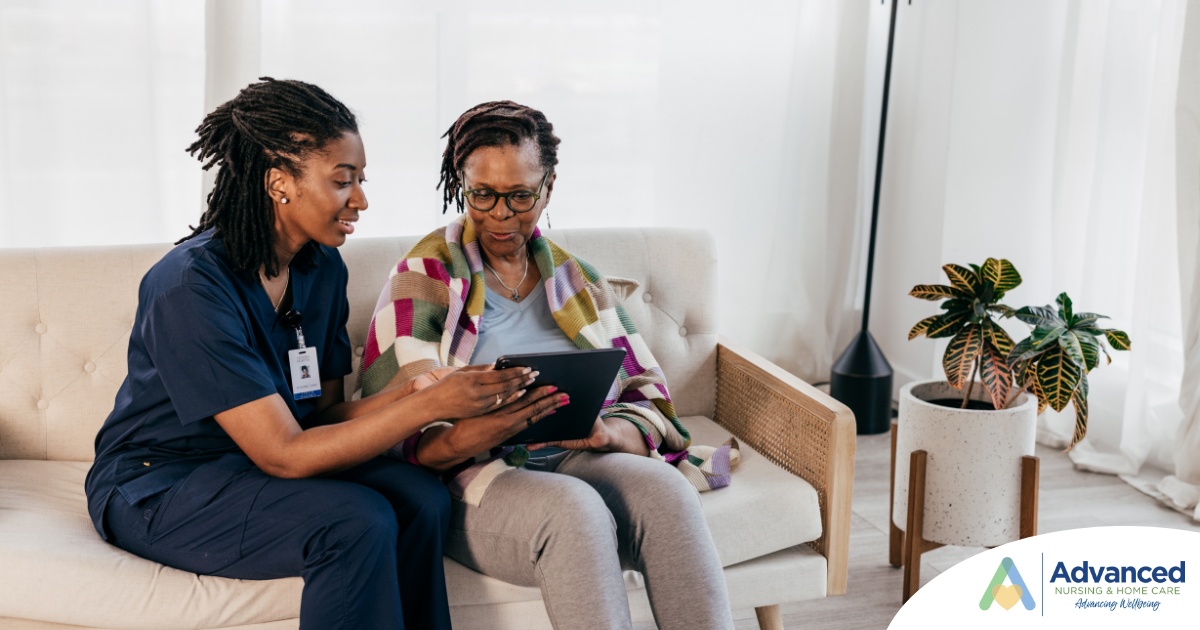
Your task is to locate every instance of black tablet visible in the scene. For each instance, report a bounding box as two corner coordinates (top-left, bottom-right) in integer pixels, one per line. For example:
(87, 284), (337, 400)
(495, 348), (627, 446)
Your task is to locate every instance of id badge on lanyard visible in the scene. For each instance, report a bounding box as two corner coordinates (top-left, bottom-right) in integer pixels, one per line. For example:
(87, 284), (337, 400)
(284, 311), (321, 400)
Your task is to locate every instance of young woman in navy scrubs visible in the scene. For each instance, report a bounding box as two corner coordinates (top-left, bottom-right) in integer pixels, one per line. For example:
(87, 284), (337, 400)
(84, 78), (566, 630)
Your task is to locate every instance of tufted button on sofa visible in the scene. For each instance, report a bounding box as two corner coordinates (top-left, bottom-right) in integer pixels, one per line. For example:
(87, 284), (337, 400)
(0, 228), (855, 630)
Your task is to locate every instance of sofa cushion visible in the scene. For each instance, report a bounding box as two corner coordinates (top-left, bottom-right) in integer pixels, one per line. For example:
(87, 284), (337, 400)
(0, 461), (302, 630)
(0, 417), (819, 628)
(684, 415), (823, 567)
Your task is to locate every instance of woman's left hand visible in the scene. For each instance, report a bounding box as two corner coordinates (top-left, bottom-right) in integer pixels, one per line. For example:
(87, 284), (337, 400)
(529, 416), (653, 456)
(527, 417), (612, 452)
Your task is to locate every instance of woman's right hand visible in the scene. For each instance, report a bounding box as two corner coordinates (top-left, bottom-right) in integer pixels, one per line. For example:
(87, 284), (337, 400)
(419, 364), (539, 420)
(414, 385), (570, 470)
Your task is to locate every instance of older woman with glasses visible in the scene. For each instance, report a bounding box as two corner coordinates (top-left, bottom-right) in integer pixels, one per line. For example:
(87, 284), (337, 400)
(357, 101), (736, 630)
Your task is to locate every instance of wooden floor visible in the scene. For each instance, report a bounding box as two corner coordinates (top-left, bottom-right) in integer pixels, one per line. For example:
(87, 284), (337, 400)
(643, 429), (1200, 630)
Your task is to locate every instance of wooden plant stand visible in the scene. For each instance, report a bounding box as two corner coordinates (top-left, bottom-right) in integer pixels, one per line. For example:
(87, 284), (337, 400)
(888, 419), (1040, 603)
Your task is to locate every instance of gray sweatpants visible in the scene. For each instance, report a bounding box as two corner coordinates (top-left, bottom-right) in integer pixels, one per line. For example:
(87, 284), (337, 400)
(445, 450), (735, 630)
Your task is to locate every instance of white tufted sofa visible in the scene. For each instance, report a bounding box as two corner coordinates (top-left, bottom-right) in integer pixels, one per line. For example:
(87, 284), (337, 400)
(0, 228), (854, 630)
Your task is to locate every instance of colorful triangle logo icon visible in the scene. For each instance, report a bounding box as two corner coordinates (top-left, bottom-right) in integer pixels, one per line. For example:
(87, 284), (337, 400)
(980, 557), (1036, 611)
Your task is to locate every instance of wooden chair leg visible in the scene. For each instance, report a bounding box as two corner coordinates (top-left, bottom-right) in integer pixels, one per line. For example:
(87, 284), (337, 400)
(902, 450), (928, 603)
(889, 419), (902, 567)
(754, 604), (783, 630)
(1020, 455), (1039, 538)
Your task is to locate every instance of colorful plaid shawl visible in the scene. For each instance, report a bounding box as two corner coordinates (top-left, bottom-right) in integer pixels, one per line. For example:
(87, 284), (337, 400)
(357, 216), (736, 504)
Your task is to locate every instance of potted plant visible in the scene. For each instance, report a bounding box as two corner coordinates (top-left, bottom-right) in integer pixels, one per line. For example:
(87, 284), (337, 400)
(894, 260), (1135, 539)
(893, 259), (1039, 548)
(1008, 292), (1132, 450)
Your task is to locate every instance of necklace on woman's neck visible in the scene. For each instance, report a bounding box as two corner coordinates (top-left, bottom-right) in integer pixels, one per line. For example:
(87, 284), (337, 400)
(483, 255), (529, 302)
(261, 267), (290, 312)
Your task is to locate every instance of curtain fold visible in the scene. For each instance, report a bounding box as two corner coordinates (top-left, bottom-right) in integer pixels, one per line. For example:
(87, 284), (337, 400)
(1157, 0), (1200, 520)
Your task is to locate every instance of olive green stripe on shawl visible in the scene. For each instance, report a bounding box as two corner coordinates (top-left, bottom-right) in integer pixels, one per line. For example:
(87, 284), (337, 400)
(390, 272), (448, 306)
(555, 292), (600, 347)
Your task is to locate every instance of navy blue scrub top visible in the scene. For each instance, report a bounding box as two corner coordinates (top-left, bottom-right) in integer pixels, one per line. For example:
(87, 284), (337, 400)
(84, 229), (353, 539)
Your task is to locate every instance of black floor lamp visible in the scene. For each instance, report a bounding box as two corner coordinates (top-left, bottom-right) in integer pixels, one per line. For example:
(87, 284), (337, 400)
(831, 0), (905, 435)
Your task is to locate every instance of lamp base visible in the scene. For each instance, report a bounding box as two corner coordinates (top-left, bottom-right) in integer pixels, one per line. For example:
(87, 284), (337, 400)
(831, 330), (893, 435)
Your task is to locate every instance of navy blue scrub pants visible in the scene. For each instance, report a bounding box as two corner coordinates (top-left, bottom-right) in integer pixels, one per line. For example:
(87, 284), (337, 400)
(103, 454), (452, 630)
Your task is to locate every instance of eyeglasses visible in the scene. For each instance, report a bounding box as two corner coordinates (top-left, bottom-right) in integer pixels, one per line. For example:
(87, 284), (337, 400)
(462, 170), (551, 214)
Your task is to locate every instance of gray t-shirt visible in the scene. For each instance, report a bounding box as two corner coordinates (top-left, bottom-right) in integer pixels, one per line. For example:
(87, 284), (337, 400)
(471, 282), (578, 366)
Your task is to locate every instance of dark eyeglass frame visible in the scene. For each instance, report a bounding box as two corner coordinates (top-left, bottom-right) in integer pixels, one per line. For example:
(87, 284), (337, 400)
(462, 169), (551, 214)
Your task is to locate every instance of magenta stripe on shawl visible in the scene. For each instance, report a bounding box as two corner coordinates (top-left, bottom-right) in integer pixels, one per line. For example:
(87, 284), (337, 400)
(394, 299), (414, 337)
(362, 318), (381, 368)
(616, 389), (650, 403)
(419, 257), (452, 285)
(612, 337), (647, 378)
(448, 309), (480, 363)
(663, 450), (690, 464)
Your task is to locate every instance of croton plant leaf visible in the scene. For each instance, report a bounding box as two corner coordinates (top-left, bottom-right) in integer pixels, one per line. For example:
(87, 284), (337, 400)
(1035, 345), (1083, 413)
(944, 325), (984, 389)
(1068, 374), (1089, 450)
(980, 342), (1013, 409)
(1072, 311), (1108, 329)
(1077, 334), (1101, 371)
(910, 284), (968, 301)
(943, 264), (981, 294)
(1015, 305), (1061, 328)
(1104, 329), (1132, 351)
(1027, 374), (1049, 415)
(982, 319), (1015, 355)
(1058, 331), (1085, 368)
(908, 315), (941, 340)
(1055, 292), (1074, 322)
(982, 258), (1022, 294)
(1030, 325), (1068, 354)
(926, 311), (970, 339)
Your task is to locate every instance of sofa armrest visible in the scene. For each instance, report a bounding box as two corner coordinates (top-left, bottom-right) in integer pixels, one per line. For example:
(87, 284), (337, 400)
(713, 336), (855, 596)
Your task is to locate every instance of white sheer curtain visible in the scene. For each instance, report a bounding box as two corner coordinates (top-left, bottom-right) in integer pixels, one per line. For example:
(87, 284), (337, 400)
(1162, 1), (1200, 520)
(872, 0), (1197, 520)
(0, 0), (204, 248)
(0, 0), (869, 379)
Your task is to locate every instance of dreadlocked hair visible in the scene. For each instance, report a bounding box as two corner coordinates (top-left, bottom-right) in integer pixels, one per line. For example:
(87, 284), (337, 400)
(438, 100), (561, 214)
(179, 77), (359, 276)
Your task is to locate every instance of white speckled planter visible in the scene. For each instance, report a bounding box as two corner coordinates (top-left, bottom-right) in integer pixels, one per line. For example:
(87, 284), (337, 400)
(891, 380), (1038, 548)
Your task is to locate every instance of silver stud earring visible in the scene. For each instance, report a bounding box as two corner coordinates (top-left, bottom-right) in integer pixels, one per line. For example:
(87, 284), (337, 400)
(280, 196), (289, 205)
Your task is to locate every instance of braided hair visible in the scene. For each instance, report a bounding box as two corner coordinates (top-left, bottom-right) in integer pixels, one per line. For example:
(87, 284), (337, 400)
(180, 77), (359, 276)
(437, 100), (561, 214)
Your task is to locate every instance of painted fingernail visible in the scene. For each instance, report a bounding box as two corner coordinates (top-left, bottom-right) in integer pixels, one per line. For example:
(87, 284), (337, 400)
(530, 371), (540, 378)
(523, 367), (532, 374)
(515, 389), (526, 398)
(547, 386), (558, 394)
(559, 394), (570, 404)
